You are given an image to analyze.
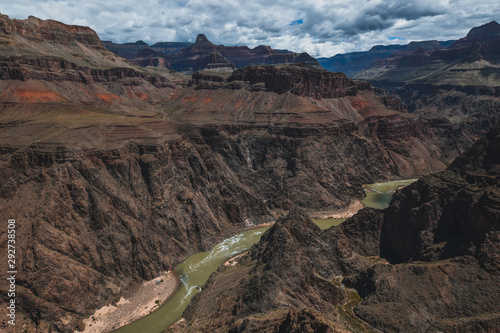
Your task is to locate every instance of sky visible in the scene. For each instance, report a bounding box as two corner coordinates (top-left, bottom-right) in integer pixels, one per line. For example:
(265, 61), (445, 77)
(1, 0), (499, 58)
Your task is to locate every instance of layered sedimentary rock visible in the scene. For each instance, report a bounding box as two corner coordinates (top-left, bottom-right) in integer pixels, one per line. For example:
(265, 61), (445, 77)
(105, 33), (319, 72)
(129, 47), (171, 68)
(226, 64), (350, 98)
(351, 21), (500, 147)
(0, 13), (496, 333)
(102, 40), (150, 59)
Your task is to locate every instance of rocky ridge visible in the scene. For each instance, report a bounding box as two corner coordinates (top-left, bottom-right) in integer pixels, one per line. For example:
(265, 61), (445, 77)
(103, 40), (193, 60)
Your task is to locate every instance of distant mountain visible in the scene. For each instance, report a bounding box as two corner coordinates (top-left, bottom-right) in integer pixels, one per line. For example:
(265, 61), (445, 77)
(105, 34), (320, 72)
(318, 40), (454, 77)
(356, 21), (500, 85)
(320, 21), (500, 145)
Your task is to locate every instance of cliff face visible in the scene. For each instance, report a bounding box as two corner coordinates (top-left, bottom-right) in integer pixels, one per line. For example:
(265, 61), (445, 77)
(345, 121), (500, 332)
(0, 140), (274, 332)
(349, 21), (500, 148)
(0, 14), (186, 108)
(0, 14), (105, 50)
(227, 64), (350, 98)
(317, 40), (452, 77)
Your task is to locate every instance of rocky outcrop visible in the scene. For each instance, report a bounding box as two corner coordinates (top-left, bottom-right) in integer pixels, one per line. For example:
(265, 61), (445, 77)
(0, 14), (106, 50)
(102, 40), (150, 59)
(227, 64), (350, 98)
(129, 48), (170, 68)
(0, 55), (176, 87)
(437, 20), (500, 63)
(189, 63), (373, 98)
(175, 208), (365, 332)
(342, 121), (500, 332)
(204, 52), (235, 71)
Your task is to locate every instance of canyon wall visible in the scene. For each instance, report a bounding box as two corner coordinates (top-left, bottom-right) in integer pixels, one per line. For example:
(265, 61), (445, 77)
(0, 14), (497, 333)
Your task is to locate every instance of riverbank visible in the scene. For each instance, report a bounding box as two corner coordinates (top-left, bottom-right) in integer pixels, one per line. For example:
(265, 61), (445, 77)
(76, 271), (180, 333)
(309, 200), (364, 220)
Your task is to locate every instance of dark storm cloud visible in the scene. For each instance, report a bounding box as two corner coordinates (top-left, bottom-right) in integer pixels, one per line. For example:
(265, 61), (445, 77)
(1, 0), (499, 57)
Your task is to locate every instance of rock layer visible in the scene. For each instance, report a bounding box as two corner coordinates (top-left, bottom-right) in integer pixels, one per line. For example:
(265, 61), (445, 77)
(0, 13), (497, 333)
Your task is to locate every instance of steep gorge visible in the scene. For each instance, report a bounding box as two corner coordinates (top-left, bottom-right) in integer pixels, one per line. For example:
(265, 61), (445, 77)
(174, 108), (500, 333)
(0, 14), (496, 333)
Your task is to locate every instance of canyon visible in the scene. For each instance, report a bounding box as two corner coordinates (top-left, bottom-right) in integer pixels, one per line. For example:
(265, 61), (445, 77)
(104, 34), (319, 73)
(0, 13), (498, 333)
(174, 120), (500, 332)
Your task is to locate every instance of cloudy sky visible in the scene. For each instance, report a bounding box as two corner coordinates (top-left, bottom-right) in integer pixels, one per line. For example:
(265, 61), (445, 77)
(1, 0), (499, 57)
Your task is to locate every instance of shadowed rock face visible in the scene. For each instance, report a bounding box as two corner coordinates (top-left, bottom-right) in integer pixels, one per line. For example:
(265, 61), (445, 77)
(0, 142), (274, 332)
(378, 120), (500, 265)
(346, 122), (500, 332)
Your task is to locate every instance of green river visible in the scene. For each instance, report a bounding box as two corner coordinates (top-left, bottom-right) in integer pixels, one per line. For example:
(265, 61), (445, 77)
(113, 178), (417, 333)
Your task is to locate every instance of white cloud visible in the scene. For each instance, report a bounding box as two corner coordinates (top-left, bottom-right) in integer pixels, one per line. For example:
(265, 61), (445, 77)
(1, 0), (499, 57)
